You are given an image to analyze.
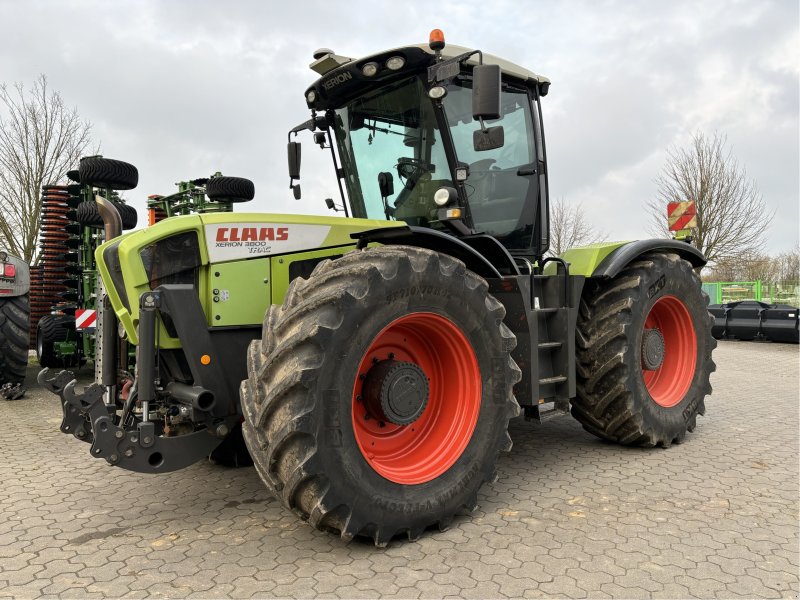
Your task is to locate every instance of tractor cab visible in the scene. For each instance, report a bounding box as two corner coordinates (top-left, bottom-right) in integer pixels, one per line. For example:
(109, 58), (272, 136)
(289, 30), (552, 260)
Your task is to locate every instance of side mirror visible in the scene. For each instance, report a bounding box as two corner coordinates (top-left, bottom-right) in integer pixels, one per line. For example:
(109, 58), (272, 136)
(472, 64), (504, 151)
(473, 126), (505, 152)
(472, 64), (501, 121)
(288, 141), (301, 180)
(378, 172), (394, 198)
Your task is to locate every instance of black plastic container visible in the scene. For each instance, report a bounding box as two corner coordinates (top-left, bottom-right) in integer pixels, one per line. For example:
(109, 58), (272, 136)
(707, 301), (799, 344)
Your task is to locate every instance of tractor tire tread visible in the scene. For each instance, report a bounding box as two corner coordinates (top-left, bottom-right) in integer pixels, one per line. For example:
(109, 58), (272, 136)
(78, 157), (138, 190)
(76, 200), (138, 230)
(36, 313), (78, 368)
(0, 294), (30, 385)
(206, 176), (255, 202)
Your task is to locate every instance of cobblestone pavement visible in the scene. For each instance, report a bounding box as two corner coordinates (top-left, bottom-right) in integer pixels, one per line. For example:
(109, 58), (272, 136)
(1, 340), (797, 599)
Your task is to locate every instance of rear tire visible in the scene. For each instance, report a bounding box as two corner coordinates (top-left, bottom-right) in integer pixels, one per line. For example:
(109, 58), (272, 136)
(76, 200), (138, 230)
(240, 246), (520, 545)
(206, 176), (255, 202)
(36, 314), (78, 368)
(572, 252), (716, 447)
(0, 295), (29, 385)
(78, 157), (138, 190)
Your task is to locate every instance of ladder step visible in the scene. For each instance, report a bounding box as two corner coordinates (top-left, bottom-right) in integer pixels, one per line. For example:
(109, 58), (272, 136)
(537, 407), (567, 422)
(524, 400), (570, 423)
(539, 375), (567, 385)
(538, 341), (562, 350)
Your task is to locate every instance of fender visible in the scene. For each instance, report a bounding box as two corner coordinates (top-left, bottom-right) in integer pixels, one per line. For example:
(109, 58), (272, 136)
(558, 239), (707, 279)
(352, 226), (520, 279)
(593, 239), (706, 279)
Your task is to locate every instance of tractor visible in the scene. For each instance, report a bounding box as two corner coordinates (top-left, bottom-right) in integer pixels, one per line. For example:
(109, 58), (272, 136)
(41, 30), (716, 546)
(0, 250), (29, 394)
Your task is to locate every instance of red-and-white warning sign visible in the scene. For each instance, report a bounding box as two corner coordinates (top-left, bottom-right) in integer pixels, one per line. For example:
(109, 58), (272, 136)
(75, 309), (97, 330)
(668, 201), (697, 231)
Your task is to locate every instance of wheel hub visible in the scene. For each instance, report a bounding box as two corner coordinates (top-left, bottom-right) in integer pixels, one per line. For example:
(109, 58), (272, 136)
(362, 360), (429, 426)
(642, 328), (665, 371)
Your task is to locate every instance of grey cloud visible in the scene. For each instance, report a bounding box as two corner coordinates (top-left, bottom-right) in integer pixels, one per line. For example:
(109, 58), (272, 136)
(0, 0), (796, 250)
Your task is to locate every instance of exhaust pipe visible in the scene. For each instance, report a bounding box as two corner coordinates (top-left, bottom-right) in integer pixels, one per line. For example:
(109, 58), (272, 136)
(166, 382), (216, 412)
(96, 195), (124, 403)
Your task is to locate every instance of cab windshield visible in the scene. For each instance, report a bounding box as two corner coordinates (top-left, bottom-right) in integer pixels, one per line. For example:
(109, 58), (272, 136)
(332, 72), (540, 249)
(334, 77), (452, 226)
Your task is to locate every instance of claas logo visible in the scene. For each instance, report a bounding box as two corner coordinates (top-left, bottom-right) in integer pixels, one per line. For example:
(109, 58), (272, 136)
(215, 227), (289, 242)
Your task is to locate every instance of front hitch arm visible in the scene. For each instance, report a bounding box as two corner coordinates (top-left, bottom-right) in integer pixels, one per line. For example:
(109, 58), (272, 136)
(39, 367), (229, 473)
(38, 284), (240, 474)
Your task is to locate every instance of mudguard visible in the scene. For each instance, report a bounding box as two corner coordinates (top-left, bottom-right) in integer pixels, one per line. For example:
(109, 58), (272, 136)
(559, 239), (706, 279)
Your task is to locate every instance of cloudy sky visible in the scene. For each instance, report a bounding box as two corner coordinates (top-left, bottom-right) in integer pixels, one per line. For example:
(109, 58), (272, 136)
(1, 0), (797, 253)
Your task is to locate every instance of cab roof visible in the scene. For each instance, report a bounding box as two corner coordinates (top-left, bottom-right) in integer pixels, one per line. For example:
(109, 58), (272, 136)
(311, 43), (550, 86)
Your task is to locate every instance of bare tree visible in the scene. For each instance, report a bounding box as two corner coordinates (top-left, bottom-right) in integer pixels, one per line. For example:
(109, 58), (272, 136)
(704, 246), (798, 284)
(738, 253), (779, 283)
(646, 132), (773, 265)
(0, 75), (93, 262)
(548, 196), (607, 256)
(774, 244), (800, 283)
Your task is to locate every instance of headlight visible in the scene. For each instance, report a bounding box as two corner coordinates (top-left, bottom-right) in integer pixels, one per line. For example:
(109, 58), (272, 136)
(362, 62), (379, 77)
(434, 187), (456, 207)
(386, 56), (405, 70)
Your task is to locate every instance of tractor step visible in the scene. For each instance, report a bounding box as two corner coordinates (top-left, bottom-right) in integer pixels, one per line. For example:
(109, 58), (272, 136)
(524, 399), (570, 423)
(537, 341), (562, 350)
(538, 375), (567, 385)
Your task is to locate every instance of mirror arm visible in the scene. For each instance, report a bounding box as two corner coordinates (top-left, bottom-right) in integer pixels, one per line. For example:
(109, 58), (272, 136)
(427, 49), (483, 83)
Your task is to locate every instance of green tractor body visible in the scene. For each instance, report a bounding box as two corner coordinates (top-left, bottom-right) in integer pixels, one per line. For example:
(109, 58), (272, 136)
(98, 212), (401, 348)
(42, 34), (716, 545)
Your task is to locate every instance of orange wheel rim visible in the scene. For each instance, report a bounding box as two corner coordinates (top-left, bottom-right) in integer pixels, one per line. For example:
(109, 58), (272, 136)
(352, 312), (481, 485)
(642, 295), (697, 408)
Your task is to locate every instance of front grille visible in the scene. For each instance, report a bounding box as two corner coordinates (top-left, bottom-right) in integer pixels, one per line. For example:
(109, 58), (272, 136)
(102, 240), (130, 311)
(140, 231), (201, 290)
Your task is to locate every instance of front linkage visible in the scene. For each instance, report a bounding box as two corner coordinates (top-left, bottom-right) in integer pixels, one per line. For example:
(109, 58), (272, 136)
(40, 368), (224, 472)
(39, 284), (241, 473)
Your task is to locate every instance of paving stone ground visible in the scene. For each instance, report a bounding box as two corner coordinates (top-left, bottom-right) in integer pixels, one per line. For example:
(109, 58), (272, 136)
(1, 340), (798, 599)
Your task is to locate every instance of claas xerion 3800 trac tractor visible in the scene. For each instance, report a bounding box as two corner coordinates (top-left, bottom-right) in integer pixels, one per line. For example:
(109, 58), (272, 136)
(41, 30), (716, 545)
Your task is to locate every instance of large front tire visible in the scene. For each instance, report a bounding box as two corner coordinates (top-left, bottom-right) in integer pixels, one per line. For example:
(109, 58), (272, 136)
(572, 252), (716, 447)
(240, 246), (520, 545)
